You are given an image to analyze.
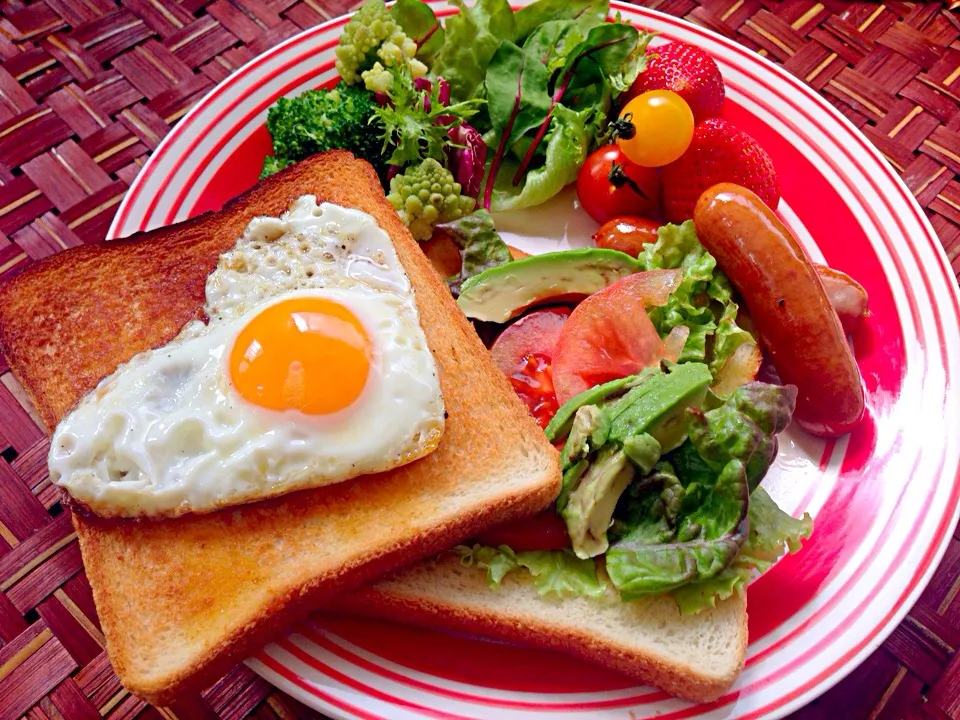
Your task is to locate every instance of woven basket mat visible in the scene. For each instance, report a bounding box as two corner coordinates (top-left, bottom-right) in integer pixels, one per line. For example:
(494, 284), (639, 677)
(0, 0), (958, 718)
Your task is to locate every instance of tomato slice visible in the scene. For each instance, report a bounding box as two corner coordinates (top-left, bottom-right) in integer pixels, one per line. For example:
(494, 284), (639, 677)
(491, 308), (569, 428)
(476, 510), (571, 552)
(552, 270), (681, 404)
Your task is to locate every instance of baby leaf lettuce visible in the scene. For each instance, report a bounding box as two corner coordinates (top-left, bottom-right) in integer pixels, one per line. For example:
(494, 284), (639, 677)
(512, 23), (644, 182)
(686, 382), (798, 489)
(480, 40), (552, 208)
(671, 486), (812, 614)
(432, 0), (516, 103)
(513, 0), (609, 44)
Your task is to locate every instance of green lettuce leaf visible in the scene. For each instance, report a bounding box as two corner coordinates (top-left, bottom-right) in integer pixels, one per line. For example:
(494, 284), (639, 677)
(605, 458), (749, 599)
(456, 544), (606, 599)
(489, 103), (592, 212)
(686, 382), (798, 489)
(513, 0), (608, 44)
(671, 486), (812, 613)
(638, 221), (753, 371)
(432, 0), (516, 103)
(437, 209), (512, 296)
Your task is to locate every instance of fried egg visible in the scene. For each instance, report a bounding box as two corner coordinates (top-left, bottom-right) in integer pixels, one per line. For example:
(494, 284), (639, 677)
(48, 196), (445, 518)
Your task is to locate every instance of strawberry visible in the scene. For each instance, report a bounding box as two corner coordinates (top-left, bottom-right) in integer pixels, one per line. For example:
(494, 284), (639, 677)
(629, 42), (725, 122)
(661, 118), (779, 223)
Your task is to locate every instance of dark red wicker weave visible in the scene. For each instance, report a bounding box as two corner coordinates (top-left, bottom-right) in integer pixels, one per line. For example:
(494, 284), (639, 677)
(0, 1), (957, 719)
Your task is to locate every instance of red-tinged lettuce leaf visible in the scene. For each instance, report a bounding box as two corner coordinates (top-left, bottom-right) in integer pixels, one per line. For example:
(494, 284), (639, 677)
(671, 486), (812, 614)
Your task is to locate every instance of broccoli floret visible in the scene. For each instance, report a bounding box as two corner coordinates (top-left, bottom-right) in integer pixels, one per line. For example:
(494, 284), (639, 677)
(260, 155), (294, 179)
(387, 158), (476, 241)
(263, 82), (388, 181)
(335, 0), (426, 89)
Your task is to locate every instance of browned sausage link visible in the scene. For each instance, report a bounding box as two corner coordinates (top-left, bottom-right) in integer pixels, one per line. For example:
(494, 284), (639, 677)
(815, 263), (869, 333)
(694, 183), (864, 437)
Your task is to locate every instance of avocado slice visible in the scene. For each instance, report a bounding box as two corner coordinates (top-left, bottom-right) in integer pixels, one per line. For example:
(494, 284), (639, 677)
(457, 248), (644, 323)
(557, 363), (712, 558)
(545, 367), (661, 443)
(562, 447), (635, 559)
(608, 362), (712, 452)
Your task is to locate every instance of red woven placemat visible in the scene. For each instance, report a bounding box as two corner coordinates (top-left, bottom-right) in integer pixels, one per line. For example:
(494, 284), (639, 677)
(0, 2), (957, 719)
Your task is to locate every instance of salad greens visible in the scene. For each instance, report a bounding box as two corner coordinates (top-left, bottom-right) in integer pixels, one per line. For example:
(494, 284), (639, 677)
(466, 380), (811, 614)
(261, 0), (654, 238)
(638, 220), (753, 371)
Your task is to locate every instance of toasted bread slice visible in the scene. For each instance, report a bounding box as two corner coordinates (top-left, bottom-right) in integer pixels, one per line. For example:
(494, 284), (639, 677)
(336, 554), (747, 703)
(0, 151), (561, 704)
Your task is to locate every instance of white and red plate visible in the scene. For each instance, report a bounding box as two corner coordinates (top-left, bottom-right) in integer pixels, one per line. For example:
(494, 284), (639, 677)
(108, 2), (960, 718)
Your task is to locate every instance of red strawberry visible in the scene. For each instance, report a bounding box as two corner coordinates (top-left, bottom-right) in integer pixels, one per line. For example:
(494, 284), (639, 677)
(629, 42), (725, 122)
(661, 118), (779, 223)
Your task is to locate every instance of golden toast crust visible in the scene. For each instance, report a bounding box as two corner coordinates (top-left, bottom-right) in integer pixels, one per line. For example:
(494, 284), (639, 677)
(0, 151), (561, 704)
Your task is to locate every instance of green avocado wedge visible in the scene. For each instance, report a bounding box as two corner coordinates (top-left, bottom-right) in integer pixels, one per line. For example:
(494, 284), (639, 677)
(456, 248), (644, 322)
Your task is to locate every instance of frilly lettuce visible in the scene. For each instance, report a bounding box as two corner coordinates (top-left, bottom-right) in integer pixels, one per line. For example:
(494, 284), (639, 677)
(456, 479), (810, 612)
(604, 458), (749, 599)
(671, 486), (812, 613)
(455, 544), (606, 599)
(638, 221), (754, 373)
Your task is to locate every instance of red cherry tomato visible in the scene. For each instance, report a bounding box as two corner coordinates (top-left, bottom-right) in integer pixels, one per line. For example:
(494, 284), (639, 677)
(576, 145), (659, 225)
(552, 271), (682, 403)
(593, 216), (662, 257)
(476, 510), (571, 552)
(491, 308), (569, 428)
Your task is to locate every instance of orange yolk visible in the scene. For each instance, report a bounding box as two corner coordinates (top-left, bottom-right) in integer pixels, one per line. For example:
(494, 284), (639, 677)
(230, 297), (371, 415)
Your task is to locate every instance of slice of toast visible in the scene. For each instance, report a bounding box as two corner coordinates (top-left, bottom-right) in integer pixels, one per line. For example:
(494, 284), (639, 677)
(335, 554), (747, 704)
(0, 151), (561, 704)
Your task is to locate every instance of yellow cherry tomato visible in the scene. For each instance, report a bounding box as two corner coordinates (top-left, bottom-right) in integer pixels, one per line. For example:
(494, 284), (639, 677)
(615, 90), (694, 168)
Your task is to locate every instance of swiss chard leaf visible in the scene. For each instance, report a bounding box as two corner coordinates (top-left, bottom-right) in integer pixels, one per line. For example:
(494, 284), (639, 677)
(390, 0), (445, 63)
(513, 0), (609, 44)
(511, 23), (641, 182)
(480, 40), (552, 209)
(432, 0), (516, 103)
(437, 209), (511, 297)
(488, 103), (592, 212)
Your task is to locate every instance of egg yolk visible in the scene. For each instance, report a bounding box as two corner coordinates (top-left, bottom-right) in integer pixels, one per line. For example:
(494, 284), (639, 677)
(230, 297), (371, 415)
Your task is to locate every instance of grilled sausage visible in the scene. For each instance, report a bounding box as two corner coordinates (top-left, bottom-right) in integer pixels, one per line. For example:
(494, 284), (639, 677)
(694, 183), (864, 437)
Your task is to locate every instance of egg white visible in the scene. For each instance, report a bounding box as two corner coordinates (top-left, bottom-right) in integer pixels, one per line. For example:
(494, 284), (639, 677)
(48, 197), (445, 518)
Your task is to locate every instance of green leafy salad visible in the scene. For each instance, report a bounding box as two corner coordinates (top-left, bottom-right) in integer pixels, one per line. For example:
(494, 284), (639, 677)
(261, 0), (652, 240)
(453, 221), (812, 614)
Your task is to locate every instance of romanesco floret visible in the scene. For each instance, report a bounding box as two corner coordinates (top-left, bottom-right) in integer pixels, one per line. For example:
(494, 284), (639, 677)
(260, 81), (388, 182)
(387, 158), (476, 241)
(335, 0), (426, 90)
